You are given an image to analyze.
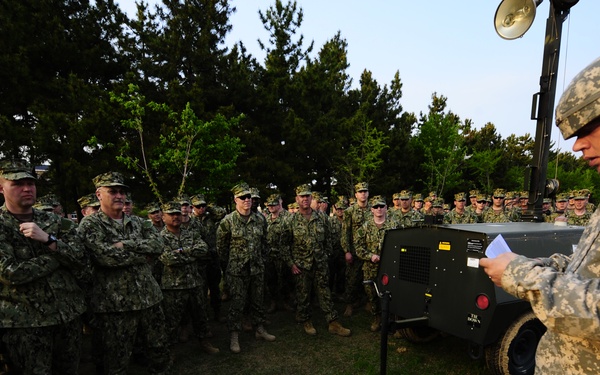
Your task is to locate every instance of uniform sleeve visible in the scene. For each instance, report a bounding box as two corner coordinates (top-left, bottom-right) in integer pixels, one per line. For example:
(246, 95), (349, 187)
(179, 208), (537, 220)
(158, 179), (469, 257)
(502, 255), (600, 341)
(78, 217), (148, 267)
(216, 216), (231, 265)
(341, 209), (352, 254)
(120, 218), (164, 256)
(354, 223), (370, 261)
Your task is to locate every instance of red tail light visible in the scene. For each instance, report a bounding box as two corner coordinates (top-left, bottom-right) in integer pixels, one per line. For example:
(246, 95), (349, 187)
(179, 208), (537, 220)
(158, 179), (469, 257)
(381, 274), (389, 286)
(476, 294), (490, 310)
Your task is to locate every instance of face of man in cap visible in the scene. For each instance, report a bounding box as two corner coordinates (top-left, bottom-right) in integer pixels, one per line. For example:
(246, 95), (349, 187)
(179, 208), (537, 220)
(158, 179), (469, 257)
(0, 178), (37, 214)
(96, 185), (128, 218)
(148, 208), (163, 226)
(296, 192), (312, 211)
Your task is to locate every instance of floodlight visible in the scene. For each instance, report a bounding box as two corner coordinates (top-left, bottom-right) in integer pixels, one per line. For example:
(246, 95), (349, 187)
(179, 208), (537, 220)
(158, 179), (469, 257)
(494, 0), (537, 39)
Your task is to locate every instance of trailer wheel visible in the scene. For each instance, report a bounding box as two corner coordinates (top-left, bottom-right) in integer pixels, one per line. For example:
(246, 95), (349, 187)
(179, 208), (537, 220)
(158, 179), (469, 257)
(485, 311), (546, 375)
(397, 327), (440, 343)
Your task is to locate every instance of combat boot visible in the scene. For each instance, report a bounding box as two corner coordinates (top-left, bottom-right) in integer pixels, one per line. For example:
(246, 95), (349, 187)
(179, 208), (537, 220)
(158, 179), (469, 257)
(230, 331), (241, 354)
(343, 304), (353, 317)
(255, 325), (276, 341)
(328, 320), (351, 337)
(370, 316), (381, 332)
(303, 321), (317, 336)
(199, 339), (220, 354)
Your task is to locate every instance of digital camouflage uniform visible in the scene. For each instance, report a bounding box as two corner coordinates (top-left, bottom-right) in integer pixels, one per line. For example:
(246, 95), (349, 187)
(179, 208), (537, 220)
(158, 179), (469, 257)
(483, 208), (512, 223)
(566, 211), (592, 226)
(354, 213), (399, 317)
(328, 205), (346, 296)
(265, 203), (292, 309)
(216, 209), (268, 332)
(78, 175), (170, 375)
(392, 208), (425, 227)
(0, 205), (86, 375)
(341, 184), (371, 309)
(283, 207), (338, 324)
(159, 209), (211, 344)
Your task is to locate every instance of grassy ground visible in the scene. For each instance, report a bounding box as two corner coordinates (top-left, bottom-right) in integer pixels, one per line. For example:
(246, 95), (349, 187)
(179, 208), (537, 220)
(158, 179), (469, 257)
(80, 299), (490, 375)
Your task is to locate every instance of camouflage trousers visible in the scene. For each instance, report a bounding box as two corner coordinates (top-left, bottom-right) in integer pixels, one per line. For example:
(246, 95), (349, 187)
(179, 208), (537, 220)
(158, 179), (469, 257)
(362, 263), (381, 316)
(94, 304), (171, 375)
(227, 270), (266, 332)
(295, 260), (338, 323)
(265, 254), (293, 304)
(343, 256), (364, 305)
(162, 286), (210, 345)
(3, 317), (82, 375)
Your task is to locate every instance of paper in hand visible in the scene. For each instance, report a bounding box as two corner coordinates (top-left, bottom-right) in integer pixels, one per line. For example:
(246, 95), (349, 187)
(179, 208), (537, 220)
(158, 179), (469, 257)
(485, 233), (513, 259)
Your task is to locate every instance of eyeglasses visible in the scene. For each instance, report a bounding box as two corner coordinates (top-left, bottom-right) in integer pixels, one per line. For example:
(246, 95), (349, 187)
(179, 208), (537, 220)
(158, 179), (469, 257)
(476, 200), (486, 204)
(493, 196), (504, 199)
(237, 194), (252, 201)
(194, 204), (207, 209)
(400, 198), (409, 201)
(104, 188), (127, 196)
(372, 205), (386, 209)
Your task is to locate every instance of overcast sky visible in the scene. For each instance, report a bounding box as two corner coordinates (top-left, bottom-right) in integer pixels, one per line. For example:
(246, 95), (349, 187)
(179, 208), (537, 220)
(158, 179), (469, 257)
(119, 0), (599, 154)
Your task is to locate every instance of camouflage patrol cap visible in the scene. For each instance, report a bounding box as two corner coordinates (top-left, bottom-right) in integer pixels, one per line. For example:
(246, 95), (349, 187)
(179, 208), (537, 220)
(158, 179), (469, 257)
(311, 191), (322, 201)
(190, 194), (207, 206)
(520, 191), (529, 199)
(556, 57), (600, 140)
(443, 203), (450, 210)
(505, 191), (515, 200)
(33, 196), (53, 211)
(295, 184), (312, 196)
(493, 188), (506, 198)
(469, 189), (480, 197)
(399, 190), (412, 199)
(392, 193), (402, 200)
(287, 202), (296, 210)
(0, 159), (36, 180)
(429, 191), (437, 198)
(476, 193), (487, 202)
(145, 202), (161, 213)
(555, 192), (569, 202)
(321, 196), (330, 204)
(454, 192), (467, 201)
(43, 194), (60, 206)
(266, 193), (281, 206)
(176, 194), (190, 205)
(413, 193), (424, 202)
(337, 195), (349, 206)
(231, 182), (251, 198)
(432, 198), (444, 208)
(77, 193), (100, 209)
(370, 195), (386, 207)
(543, 198), (552, 204)
(250, 187), (260, 199)
(161, 201), (182, 214)
(355, 182), (369, 192)
(125, 192), (133, 203)
(573, 190), (587, 200)
(335, 199), (348, 210)
(580, 188), (591, 197)
(93, 172), (129, 189)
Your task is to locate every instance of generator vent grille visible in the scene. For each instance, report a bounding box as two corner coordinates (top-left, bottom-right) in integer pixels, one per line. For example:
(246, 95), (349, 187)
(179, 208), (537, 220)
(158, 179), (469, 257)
(398, 245), (430, 285)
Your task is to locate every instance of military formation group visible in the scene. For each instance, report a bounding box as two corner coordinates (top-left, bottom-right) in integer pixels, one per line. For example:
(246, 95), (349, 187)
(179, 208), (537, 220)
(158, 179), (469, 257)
(0, 156), (595, 374)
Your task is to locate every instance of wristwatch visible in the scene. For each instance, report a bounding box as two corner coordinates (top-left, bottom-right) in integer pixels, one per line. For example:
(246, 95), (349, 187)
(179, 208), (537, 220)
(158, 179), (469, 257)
(43, 233), (58, 246)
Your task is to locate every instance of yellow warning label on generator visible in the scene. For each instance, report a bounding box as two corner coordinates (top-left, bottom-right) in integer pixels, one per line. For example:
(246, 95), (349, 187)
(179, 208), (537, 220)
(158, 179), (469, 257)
(438, 241), (451, 251)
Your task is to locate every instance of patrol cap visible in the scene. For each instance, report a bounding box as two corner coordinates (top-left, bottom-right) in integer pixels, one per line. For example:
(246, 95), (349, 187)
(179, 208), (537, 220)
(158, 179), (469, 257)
(295, 184), (312, 196)
(573, 190), (587, 200)
(44, 194), (60, 206)
(370, 195), (386, 207)
(493, 188), (506, 198)
(175, 194), (190, 205)
(432, 198), (443, 208)
(93, 172), (129, 189)
(505, 191), (515, 200)
(443, 203), (450, 210)
(161, 201), (182, 214)
(454, 192), (467, 201)
(413, 193), (424, 202)
(555, 192), (569, 202)
(469, 189), (479, 198)
(190, 194), (207, 206)
(335, 199), (348, 210)
(250, 187), (260, 199)
(320, 196), (330, 204)
(556, 56), (600, 140)
(428, 191), (437, 198)
(231, 182), (251, 198)
(125, 192), (133, 203)
(355, 182), (369, 192)
(266, 193), (281, 206)
(311, 191), (322, 201)
(392, 193), (402, 200)
(476, 193), (487, 202)
(287, 202), (296, 210)
(145, 202), (161, 213)
(520, 191), (529, 199)
(0, 159), (36, 181)
(399, 190), (412, 199)
(78, 193), (100, 209)
(33, 196), (53, 211)
(543, 198), (552, 204)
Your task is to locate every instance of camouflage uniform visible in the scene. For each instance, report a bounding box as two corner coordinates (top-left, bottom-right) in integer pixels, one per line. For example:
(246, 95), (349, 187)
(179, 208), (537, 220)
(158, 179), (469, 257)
(483, 209), (512, 223)
(341, 183), (371, 311)
(566, 211), (592, 226)
(354, 212), (399, 317)
(159, 204), (212, 344)
(283, 207), (339, 324)
(265, 199), (293, 309)
(392, 208), (425, 227)
(0, 205), (86, 374)
(328, 202), (346, 296)
(443, 193), (478, 224)
(216, 207), (268, 332)
(78, 172), (170, 374)
(499, 56), (600, 374)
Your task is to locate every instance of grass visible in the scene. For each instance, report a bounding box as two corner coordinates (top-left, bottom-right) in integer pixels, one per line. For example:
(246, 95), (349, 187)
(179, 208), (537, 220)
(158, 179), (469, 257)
(80, 299), (490, 374)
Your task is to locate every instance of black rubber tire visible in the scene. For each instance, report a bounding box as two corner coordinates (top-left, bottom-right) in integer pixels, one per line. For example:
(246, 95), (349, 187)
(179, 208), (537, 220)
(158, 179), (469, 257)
(485, 311), (546, 375)
(397, 327), (440, 343)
